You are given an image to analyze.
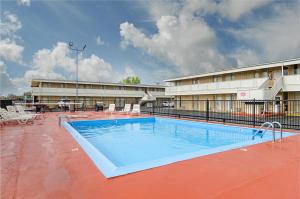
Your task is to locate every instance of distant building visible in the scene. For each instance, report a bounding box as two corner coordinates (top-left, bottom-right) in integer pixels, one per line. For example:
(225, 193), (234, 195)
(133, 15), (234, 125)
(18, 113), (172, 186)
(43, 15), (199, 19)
(31, 79), (169, 109)
(165, 58), (300, 114)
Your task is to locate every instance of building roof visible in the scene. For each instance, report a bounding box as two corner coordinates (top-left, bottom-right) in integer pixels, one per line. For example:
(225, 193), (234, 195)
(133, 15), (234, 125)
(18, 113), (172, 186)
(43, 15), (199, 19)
(31, 79), (166, 88)
(164, 58), (300, 82)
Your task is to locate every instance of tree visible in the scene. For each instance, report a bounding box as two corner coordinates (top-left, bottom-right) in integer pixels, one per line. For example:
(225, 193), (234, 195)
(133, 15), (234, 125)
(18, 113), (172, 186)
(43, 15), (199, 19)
(121, 76), (141, 85)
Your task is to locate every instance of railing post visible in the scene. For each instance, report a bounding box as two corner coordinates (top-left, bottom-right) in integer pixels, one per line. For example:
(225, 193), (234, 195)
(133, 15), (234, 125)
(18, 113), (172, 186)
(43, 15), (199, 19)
(206, 99), (209, 121)
(253, 98), (256, 127)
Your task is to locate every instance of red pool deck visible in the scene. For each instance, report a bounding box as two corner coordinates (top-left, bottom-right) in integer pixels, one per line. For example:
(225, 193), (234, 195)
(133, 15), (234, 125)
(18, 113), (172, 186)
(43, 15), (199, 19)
(1, 112), (299, 199)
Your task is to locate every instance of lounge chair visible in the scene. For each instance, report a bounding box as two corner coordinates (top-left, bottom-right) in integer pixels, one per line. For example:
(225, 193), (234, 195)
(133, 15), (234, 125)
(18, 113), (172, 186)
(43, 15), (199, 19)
(104, 104), (116, 114)
(118, 104), (131, 114)
(0, 108), (33, 125)
(131, 104), (140, 115)
(6, 106), (17, 115)
(15, 105), (42, 119)
(7, 105), (37, 120)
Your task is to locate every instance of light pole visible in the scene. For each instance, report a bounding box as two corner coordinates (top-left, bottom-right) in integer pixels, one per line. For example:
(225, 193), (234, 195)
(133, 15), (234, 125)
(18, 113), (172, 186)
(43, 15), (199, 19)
(68, 42), (86, 104)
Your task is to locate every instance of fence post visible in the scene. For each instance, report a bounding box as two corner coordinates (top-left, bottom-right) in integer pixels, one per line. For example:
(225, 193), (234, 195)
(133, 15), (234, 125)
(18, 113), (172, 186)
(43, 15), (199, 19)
(152, 102), (154, 115)
(206, 99), (209, 121)
(253, 98), (256, 127)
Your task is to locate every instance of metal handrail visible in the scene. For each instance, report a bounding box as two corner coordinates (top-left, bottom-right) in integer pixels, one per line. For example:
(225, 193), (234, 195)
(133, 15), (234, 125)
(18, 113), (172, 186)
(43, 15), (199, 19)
(272, 121), (283, 141)
(252, 122), (274, 140)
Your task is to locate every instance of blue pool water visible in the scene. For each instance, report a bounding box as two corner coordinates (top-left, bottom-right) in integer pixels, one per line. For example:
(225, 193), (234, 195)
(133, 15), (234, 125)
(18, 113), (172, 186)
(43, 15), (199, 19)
(65, 117), (294, 178)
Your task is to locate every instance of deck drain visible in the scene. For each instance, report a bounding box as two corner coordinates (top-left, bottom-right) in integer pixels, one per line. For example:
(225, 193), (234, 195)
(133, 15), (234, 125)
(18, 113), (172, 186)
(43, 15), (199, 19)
(240, 148), (248, 152)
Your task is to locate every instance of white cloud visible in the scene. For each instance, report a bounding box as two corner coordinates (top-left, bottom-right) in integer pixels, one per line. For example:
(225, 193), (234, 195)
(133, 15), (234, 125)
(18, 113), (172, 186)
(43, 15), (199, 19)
(120, 10), (229, 75)
(230, 48), (261, 66)
(0, 11), (24, 64)
(0, 60), (19, 96)
(230, 5), (300, 63)
(0, 11), (22, 36)
(24, 42), (128, 83)
(3, 41), (136, 95)
(96, 36), (105, 46)
(78, 54), (113, 81)
(121, 0), (298, 76)
(141, 0), (274, 22)
(143, 1), (181, 21)
(0, 39), (24, 64)
(17, 0), (31, 6)
(217, 0), (273, 21)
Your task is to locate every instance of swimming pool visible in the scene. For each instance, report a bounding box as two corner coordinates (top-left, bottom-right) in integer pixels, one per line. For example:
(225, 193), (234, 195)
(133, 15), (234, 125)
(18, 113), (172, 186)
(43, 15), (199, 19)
(64, 117), (294, 178)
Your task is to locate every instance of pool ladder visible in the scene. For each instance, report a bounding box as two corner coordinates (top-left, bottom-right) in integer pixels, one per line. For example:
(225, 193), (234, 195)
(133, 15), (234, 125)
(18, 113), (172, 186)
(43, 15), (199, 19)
(252, 121), (282, 142)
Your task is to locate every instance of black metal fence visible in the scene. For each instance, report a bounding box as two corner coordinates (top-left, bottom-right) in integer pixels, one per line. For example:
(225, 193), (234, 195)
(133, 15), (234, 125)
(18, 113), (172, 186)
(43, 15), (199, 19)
(11, 99), (300, 130)
(142, 99), (300, 130)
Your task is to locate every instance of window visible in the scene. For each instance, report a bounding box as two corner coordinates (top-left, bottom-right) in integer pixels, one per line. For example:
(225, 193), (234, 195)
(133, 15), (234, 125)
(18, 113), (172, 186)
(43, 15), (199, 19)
(213, 76), (218, 82)
(226, 74), (235, 81)
(263, 71), (268, 77)
(294, 65), (299, 75)
(283, 66), (288, 76)
(192, 79), (198, 84)
(192, 96), (199, 110)
(231, 74), (235, 80)
(225, 75), (231, 81)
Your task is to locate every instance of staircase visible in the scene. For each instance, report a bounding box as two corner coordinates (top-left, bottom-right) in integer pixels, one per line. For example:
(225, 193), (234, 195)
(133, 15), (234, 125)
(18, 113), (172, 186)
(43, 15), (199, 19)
(265, 77), (283, 100)
(139, 92), (156, 105)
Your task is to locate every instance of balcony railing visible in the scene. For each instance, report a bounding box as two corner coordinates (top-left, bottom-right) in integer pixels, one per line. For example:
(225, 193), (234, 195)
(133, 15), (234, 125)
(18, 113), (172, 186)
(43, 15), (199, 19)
(32, 87), (166, 98)
(283, 74), (300, 91)
(166, 78), (268, 96)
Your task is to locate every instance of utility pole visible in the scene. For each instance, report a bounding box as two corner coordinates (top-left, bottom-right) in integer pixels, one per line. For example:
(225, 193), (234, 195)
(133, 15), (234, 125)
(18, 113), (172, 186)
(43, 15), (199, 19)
(68, 42), (86, 103)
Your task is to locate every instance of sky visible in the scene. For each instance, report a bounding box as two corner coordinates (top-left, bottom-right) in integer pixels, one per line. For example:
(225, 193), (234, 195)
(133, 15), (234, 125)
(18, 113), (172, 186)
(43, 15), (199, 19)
(1, 0), (300, 95)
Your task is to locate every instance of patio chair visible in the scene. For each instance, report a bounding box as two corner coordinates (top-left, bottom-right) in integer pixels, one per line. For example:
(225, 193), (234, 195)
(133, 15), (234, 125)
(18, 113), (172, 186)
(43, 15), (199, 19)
(131, 104), (141, 115)
(15, 105), (42, 119)
(118, 104), (131, 114)
(104, 104), (116, 114)
(6, 106), (17, 115)
(0, 108), (33, 125)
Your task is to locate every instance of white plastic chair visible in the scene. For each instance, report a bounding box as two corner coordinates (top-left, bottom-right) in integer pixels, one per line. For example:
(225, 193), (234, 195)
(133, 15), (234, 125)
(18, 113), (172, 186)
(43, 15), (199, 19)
(131, 104), (140, 115)
(104, 104), (115, 114)
(0, 108), (33, 124)
(118, 104), (131, 114)
(15, 105), (41, 119)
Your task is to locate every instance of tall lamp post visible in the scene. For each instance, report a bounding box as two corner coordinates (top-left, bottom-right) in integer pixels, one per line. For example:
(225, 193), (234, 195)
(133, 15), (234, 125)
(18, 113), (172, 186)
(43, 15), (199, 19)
(68, 42), (86, 104)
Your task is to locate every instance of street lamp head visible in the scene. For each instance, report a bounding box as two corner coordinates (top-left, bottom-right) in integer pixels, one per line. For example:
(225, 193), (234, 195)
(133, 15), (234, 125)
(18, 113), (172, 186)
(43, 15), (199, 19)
(68, 42), (73, 47)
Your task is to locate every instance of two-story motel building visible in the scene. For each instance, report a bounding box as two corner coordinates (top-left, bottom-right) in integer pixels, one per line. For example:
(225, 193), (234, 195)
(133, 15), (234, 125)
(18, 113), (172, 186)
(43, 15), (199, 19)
(165, 58), (300, 114)
(31, 79), (168, 109)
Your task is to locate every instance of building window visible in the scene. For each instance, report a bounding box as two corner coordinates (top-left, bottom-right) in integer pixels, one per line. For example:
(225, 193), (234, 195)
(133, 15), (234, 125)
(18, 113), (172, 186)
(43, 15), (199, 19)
(283, 66), (288, 76)
(192, 96), (199, 110)
(192, 79), (198, 84)
(213, 76), (218, 82)
(294, 65), (299, 75)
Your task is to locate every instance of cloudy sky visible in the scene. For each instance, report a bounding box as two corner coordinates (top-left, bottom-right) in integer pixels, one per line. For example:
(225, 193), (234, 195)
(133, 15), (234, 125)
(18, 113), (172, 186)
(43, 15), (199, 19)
(1, 0), (300, 95)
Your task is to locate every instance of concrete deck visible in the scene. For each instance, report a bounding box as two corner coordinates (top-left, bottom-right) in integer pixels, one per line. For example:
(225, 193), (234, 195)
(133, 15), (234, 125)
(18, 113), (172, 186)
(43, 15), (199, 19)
(1, 112), (299, 199)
